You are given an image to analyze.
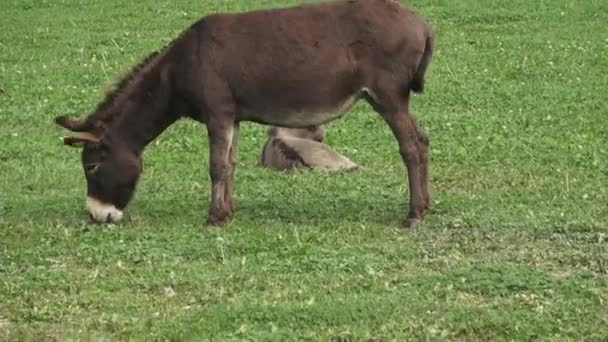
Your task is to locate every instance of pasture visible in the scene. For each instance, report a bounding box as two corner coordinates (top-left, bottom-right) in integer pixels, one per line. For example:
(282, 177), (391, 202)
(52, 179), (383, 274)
(1, 0), (607, 340)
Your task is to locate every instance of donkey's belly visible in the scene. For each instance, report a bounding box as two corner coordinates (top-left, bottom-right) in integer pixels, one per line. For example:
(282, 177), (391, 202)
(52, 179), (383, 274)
(239, 91), (361, 127)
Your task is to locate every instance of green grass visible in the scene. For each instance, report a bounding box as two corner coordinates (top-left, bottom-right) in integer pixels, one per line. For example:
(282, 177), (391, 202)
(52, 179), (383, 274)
(1, 0), (607, 340)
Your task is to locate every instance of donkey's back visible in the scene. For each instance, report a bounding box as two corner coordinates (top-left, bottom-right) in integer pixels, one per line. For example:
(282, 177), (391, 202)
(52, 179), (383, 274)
(176, 0), (433, 128)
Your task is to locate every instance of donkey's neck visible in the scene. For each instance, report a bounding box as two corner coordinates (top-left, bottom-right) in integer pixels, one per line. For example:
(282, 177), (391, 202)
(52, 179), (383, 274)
(113, 106), (178, 156)
(106, 64), (179, 155)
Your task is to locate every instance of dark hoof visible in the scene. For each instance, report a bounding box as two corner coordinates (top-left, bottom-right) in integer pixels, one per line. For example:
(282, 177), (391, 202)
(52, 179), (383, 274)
(205, 211), (233, 228)
(205, 217), (226, 227)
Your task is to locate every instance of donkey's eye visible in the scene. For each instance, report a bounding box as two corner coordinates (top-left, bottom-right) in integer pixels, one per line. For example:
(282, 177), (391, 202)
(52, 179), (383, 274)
(84, 163), (100, 174)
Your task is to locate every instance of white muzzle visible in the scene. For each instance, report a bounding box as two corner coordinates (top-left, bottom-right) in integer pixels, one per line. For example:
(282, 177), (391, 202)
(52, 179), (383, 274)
(86, 197), (123, 223)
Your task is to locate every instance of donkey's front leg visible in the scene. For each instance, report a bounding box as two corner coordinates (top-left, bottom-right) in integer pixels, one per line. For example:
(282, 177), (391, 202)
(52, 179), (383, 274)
(224, 122), (239, 214)
(206, 117), (236, 227)
(384, 112), (426, 228)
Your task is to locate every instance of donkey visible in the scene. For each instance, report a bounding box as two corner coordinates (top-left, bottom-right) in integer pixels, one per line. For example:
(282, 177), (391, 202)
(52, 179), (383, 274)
(267, 126), (327, 143)
(55, 0), (434, 228)
(259, 125), (359, 171)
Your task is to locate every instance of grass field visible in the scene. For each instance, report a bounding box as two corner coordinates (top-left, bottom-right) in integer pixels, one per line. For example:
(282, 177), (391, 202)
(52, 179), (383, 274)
(1, 0), (607, 340)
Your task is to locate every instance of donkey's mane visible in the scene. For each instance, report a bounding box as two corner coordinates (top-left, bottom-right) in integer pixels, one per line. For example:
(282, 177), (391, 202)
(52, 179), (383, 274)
(85, 44), (169, 127)
(96, 50), (162, 113)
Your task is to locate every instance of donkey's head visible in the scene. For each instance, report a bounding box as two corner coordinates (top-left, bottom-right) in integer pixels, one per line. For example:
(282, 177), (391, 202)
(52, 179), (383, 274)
(56, 115), (142, 223)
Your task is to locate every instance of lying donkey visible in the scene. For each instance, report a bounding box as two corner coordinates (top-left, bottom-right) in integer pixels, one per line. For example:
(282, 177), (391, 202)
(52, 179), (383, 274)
(55, 0), (434, 228)
(259, 125), (358, 171)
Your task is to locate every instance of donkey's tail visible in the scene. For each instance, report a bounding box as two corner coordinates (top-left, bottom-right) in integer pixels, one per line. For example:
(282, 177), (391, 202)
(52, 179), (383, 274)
(409, 24), (434, 94)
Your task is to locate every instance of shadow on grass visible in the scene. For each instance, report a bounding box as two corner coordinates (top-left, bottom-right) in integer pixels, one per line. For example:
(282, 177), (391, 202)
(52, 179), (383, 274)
(134, 194), (408, 228)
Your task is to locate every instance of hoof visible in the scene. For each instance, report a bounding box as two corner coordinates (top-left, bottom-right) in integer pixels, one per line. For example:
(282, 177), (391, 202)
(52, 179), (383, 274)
(205, 218), (226, 228)
(205, 207), (234, 227)
(405, 218), (422, 229)
(205, 212), (232, 228)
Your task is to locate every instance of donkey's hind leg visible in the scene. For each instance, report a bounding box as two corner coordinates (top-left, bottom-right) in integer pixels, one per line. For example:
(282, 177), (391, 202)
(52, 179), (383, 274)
(385, 112), (426, 228)
(366, 86), (426, 228)
(206, 115), (236, 226)
(413, 118), (430, 212)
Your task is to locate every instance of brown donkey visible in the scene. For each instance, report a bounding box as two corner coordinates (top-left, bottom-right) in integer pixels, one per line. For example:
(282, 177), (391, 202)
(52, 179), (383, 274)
(55, 0), (434, 227)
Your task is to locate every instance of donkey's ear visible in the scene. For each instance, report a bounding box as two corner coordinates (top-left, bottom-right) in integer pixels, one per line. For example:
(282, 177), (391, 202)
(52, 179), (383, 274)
(62, 133), (99, 148)
(55, 115), (93, 132)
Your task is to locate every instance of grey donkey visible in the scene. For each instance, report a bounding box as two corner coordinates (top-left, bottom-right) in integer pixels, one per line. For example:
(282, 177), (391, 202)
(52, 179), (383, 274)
(258, 126), (359, 171)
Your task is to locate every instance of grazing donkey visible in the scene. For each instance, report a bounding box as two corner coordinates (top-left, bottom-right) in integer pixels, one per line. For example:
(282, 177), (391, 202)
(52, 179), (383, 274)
(55, 0), (434, 227)
(259, 125), (359, 171)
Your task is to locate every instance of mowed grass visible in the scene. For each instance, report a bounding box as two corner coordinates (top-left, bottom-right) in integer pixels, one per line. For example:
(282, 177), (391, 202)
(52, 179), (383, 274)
(1, 0), (607, 340)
